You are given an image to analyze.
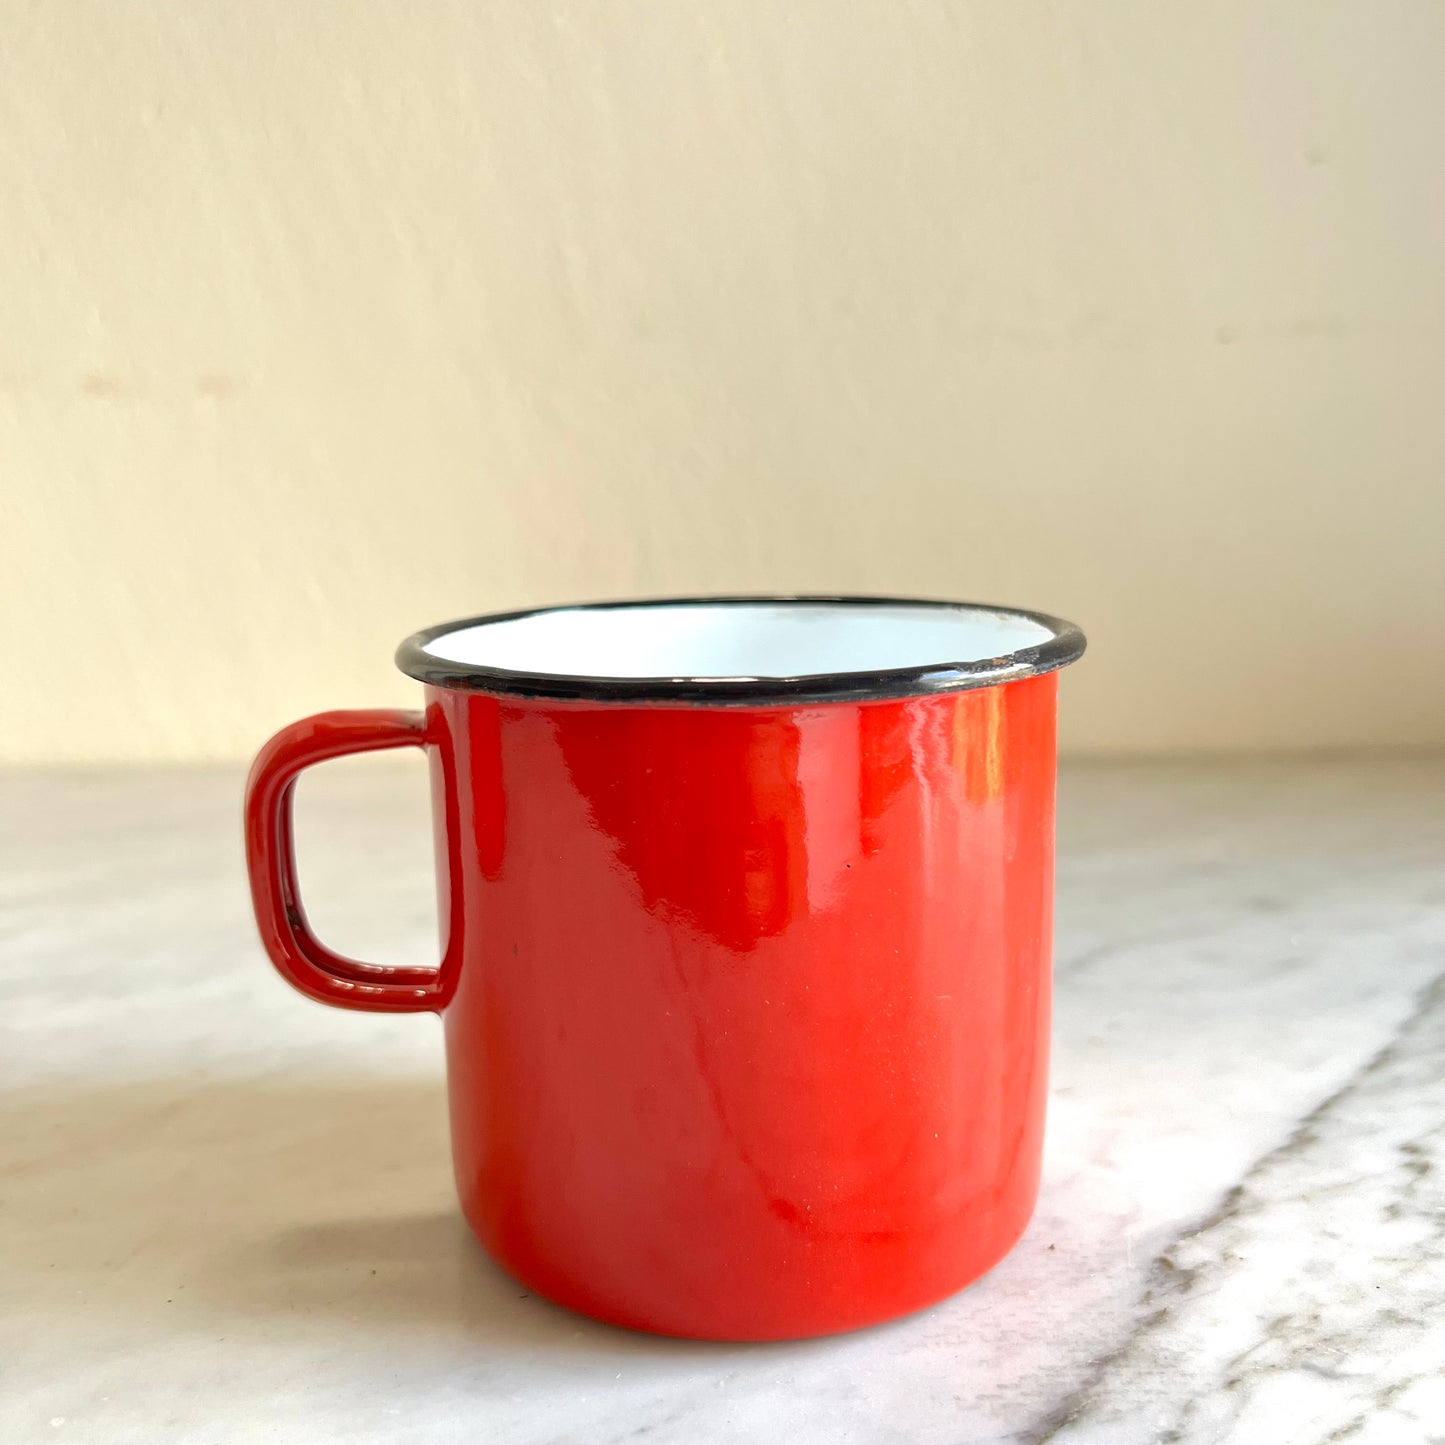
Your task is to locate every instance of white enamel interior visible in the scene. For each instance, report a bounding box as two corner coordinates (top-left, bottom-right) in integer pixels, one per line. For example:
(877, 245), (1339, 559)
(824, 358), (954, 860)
(421, 603), (1055, 681)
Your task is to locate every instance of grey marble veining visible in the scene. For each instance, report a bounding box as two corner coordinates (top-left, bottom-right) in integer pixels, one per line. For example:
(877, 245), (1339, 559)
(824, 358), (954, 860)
(2, 756), (1442, 1445)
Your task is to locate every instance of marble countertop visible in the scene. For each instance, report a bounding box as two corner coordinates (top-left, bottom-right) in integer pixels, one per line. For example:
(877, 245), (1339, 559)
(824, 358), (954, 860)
(3, 756), (1442, 1445)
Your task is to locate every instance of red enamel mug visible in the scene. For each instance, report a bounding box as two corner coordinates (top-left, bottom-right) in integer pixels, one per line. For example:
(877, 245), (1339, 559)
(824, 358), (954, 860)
(244, 596), (1085, 1340)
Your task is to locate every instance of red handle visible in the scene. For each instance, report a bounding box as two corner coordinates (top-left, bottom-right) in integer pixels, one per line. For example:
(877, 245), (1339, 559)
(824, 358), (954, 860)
(244, 709), (454, 1012)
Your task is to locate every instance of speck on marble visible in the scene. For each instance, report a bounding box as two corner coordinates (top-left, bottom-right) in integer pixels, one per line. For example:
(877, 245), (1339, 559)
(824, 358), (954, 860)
(1, 756), (1442, 1445)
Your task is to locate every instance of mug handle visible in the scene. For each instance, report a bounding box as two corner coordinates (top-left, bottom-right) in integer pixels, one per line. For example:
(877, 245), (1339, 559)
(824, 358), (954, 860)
(244, 709), (454, 1013)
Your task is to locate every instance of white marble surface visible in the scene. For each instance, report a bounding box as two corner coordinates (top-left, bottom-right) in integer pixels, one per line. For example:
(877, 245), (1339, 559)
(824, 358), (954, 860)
(3, 756), (1443, 1445)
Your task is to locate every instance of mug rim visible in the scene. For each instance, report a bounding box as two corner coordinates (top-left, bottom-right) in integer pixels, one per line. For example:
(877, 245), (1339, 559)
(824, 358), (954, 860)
(395, 594), (1086, 706)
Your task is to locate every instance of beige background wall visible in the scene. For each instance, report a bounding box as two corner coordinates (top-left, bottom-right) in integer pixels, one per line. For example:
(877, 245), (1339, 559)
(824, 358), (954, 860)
(3, 2), (1443, 764)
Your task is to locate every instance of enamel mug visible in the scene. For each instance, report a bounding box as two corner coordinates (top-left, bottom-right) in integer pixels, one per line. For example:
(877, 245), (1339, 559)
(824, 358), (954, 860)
(244, 596), (1086, 1340)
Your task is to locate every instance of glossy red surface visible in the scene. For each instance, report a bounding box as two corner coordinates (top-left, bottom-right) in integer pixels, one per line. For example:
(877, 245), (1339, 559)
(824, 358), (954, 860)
(246, 673), (1060, 1340)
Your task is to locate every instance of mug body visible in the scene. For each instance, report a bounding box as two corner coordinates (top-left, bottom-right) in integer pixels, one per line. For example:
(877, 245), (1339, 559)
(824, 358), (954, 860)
(245, 597), (1085, 1340)
(426, 672), (1059, 1339)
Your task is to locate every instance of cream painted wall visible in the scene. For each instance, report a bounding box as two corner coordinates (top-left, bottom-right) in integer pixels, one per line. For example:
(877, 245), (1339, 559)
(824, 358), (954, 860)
(3, 3), (1443, 764)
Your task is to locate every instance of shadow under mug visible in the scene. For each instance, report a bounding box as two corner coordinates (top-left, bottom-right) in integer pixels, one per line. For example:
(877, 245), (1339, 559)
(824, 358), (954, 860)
(244, 595), (1085, 1341)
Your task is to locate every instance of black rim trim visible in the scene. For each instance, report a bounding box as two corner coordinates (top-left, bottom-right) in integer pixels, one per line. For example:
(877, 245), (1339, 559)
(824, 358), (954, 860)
(395, 595), (1086, 705)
